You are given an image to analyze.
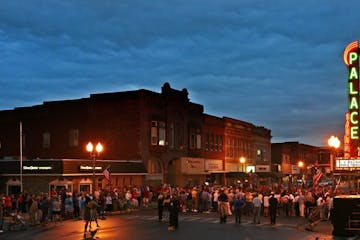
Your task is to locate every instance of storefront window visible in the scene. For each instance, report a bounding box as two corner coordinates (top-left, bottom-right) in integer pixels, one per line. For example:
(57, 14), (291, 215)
(49, 179), (73, 194)
(79, 184), (90, 193)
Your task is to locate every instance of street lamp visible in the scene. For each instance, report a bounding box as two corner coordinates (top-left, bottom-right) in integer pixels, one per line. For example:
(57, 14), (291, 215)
(298, 160), (304, 168)
(328, 135), (341, 149)
(328, 135), (340, 172)
(298, 161), (305, 183)
(239, 157), (246, 172)
(86, 141), (103, 195)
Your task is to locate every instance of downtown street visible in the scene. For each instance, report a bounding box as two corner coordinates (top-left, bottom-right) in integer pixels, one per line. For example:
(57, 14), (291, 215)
(0, 208), (347, 240)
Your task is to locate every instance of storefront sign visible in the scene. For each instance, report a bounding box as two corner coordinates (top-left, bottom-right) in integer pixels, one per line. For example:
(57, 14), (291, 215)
(256, 165), (270, 173)
(181, 158), (205, 174)
(225, 163), (239, 172)
(79, 165), (103, 171)
(344, 41), (360, 157)
(23, 166), (52, 170)
(205, 159), (223, 172)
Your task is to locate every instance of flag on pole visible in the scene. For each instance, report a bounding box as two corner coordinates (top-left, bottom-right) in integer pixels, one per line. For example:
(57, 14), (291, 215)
(103, 166), (110, 181)
(313, 168), (323, 186)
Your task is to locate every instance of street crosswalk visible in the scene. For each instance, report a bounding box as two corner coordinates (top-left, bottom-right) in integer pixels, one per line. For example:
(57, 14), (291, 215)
(120, 214), (297, 228)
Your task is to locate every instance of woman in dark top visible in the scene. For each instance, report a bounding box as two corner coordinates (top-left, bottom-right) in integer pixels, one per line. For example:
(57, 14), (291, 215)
(218, 189), (229, 224)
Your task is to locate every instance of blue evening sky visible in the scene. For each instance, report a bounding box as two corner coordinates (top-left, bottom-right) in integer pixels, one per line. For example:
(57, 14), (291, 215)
(1, 0), (359, 146)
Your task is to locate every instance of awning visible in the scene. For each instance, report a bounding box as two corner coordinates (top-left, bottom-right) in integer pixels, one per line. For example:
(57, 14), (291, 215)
(0, 159), (147, 176)
(255, 172), (283, 178)
(225, 172), (249, 178)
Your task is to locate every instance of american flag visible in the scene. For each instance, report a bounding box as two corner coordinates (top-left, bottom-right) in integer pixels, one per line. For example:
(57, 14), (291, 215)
(313, 168), (323, 186)
(103, 167), (110, 181)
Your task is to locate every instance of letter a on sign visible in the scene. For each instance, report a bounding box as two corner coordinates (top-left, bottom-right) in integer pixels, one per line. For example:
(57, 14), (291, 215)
(350, 67), (359, 79)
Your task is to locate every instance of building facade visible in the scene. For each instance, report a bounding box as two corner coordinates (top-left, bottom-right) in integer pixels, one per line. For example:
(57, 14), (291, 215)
(0, 83), (272, 194)
(271, 142), (318, 175)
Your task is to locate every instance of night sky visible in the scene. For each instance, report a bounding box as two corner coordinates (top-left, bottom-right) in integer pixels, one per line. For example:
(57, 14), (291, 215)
(1, 0), (360, 146)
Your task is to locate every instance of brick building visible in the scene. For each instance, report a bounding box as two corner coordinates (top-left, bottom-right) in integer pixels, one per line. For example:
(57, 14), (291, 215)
(271, 142), (318, 175)
(0, 83), (271, 194)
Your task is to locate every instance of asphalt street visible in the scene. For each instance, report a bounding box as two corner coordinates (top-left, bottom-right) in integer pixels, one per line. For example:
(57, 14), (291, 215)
(1, 209), (358, 240)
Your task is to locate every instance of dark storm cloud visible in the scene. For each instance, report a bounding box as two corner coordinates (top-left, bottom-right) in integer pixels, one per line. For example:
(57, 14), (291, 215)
(0, 0), (359, 146)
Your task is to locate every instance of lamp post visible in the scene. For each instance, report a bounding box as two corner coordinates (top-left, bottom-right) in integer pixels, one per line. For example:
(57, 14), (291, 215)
(86, 141), (103, 195)
(298, 160), (304, 184)
(328, 135), (340, 172)
(240, 156), (246, 172)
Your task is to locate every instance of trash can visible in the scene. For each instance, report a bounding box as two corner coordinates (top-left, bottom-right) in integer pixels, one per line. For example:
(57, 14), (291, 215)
(332, 195), (360, 237)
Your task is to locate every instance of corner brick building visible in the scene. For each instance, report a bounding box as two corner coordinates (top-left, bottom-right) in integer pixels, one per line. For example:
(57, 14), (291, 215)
(0, 83), (272, 194)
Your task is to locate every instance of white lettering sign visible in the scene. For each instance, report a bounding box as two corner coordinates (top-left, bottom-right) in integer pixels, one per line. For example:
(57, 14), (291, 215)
(23, 166), (52, 170)
(80, 165), (102, 171)
(336, 159), (360, 168)
(181, 158), (205, 174)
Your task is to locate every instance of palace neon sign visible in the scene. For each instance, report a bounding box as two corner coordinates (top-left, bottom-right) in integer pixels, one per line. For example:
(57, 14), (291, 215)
(344, 41), (360, 157)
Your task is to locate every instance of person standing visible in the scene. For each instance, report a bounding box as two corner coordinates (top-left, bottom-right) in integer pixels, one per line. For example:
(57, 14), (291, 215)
(212, 189), (219, 212)
(253, 193), (262, 224)
(157, 192), (164, 221)
(218, 189), (229, 224)
(298, 192), (305, 217)
(29, 195), (38, 226)
(269, 192), (278, 225)
(73, 192), (80, 219)
(83, 196), (92, 234)
(52, 196), (63, 225)
(233, 195), (244, 224)
(40, 194), (50, 226)
(168, 192), (180, 231)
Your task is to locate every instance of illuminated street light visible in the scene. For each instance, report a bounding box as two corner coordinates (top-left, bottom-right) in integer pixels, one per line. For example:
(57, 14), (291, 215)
(298, 161), (304, 168)
(86, 141), (104, 195)
(297, 160), (305, 184)
(328, 135), (341, 149)
(239, 157), (246, 172)
(327, 135), (340, 173)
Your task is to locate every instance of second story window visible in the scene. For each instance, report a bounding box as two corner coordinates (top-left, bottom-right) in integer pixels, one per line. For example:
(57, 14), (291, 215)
(69, 129), (79, 147)
(205, 133), (209, 151)
(190, 132), (196, 149)
(43, 132), (51, 148)
(189, 128), (201, 150)
(151, 121), (158, 145)
(158, 121), (166, 146)
(219, 135), (223, 152)
(169, 123), (174, 148)
(150, 121), (166, 146)
(196, 129), (201, 149)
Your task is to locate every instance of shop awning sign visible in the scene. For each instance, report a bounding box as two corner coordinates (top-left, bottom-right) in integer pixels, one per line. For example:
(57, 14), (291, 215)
(79, 165), (103, 171)
(23, 165), (52, 170)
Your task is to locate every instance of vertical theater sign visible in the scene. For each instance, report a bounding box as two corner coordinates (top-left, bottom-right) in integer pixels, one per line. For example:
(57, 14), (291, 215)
(344, 40), (360, 159)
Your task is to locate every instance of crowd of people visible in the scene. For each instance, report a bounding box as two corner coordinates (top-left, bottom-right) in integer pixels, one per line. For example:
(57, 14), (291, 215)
(0, 178), (356, 234)
(154, 179), (355, 231)
(0, 185), (154, 234)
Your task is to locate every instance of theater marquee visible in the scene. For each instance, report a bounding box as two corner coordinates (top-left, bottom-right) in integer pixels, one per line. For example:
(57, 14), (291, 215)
(336, 159), (360, 170)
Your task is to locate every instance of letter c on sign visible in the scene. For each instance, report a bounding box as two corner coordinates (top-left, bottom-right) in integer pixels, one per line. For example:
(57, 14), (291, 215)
(350, 111), (359, 124)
